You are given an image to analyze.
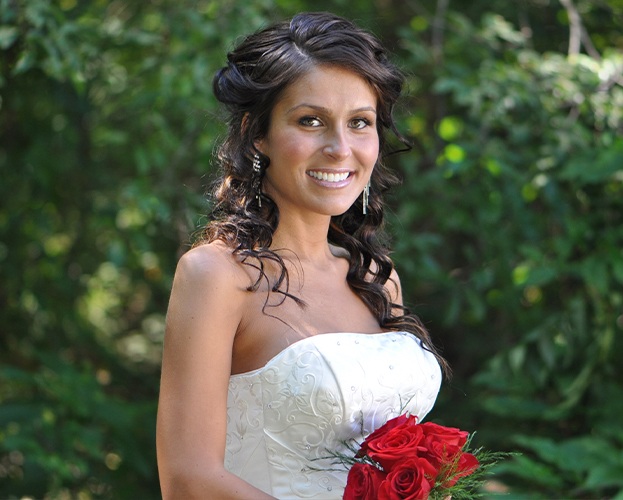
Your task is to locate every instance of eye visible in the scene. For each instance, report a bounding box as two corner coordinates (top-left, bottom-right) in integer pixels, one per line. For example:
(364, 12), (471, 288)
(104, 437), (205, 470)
(349, 118), (372, 130)
(299, 116), (323, 127)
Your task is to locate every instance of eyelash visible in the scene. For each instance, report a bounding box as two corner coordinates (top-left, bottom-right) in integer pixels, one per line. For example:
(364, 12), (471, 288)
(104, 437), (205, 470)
(350, 118), (372, 129)
(298, 116), (373, 129)
(299, 116), (322, 127)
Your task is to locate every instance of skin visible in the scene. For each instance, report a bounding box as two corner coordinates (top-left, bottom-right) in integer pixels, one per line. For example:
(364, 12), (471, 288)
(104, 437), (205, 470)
(157, 65), (403, 499)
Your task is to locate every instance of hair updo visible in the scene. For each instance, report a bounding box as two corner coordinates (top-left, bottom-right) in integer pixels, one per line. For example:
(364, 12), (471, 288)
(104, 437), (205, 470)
(212, 12), (405, 176)
(200, 12), (446, 371)
(207, 11), (406, 242)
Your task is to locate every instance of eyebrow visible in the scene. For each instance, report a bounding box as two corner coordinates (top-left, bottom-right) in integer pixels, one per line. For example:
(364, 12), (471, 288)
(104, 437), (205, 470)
(286, 103), (377, 115)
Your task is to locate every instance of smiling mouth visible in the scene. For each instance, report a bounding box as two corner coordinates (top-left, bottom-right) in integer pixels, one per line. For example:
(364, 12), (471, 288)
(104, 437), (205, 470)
(307, 171), (351, 182)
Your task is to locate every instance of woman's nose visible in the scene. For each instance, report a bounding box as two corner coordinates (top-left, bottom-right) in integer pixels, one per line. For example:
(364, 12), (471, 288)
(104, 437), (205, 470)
(322, 129), (352, 161)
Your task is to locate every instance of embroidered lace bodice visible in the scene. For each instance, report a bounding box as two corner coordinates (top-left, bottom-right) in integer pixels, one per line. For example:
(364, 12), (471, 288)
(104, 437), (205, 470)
(224, 331), (441, 499)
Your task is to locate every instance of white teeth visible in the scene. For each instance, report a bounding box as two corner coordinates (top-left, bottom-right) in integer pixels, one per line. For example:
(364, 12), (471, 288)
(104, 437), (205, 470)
(308, 171), (349, 182)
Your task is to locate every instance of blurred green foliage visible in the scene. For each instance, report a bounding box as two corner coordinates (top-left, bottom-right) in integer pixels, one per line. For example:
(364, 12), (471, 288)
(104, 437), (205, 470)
(1, 0), (622, 498)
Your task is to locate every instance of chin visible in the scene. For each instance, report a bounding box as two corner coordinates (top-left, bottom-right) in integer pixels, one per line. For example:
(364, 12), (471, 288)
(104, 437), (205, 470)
(318, 204), (356, 217)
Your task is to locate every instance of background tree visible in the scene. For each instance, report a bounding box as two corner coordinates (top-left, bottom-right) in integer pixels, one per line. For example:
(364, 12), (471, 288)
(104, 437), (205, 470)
(1, 0), (621, 498)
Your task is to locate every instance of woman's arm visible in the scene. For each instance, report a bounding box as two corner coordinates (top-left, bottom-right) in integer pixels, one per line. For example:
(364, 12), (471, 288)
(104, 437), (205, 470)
(156, 244), (274, 499)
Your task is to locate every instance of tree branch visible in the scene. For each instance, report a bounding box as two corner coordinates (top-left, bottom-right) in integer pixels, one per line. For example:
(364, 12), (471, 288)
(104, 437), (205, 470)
(559, 0), (600, 59)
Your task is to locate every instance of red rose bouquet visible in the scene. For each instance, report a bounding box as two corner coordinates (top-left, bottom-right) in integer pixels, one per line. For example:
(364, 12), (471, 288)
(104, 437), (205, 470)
(331, 414), (499, 499)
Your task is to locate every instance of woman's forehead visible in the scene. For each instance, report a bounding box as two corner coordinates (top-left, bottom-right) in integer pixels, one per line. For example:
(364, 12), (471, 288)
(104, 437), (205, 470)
(273, 65), (378, 113)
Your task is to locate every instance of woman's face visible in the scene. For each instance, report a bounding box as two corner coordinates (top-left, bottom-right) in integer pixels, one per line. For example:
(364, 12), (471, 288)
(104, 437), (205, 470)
(256, 65), (379, 219)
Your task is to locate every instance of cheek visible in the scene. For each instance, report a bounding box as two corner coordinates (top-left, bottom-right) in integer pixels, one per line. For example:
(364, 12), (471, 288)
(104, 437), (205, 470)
(362, 137), (380, 168)
(266, 133), (310, 164)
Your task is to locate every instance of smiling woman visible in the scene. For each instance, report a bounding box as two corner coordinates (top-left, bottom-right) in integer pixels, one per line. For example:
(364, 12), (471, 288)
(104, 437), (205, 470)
(156, 11), (448, 499)
(257, 66), (379, 219)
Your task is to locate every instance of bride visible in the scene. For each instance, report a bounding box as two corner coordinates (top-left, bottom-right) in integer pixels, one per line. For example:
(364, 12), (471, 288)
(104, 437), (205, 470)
(156, 11), (448, 499)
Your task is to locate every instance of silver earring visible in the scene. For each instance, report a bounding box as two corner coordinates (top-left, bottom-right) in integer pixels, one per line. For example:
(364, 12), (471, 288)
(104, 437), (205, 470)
(362, 181), (370, 215)
(252, 154), (262, 208)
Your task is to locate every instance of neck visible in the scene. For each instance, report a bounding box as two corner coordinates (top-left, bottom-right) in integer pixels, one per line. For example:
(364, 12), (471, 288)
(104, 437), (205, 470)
(270, 213), (335, 266)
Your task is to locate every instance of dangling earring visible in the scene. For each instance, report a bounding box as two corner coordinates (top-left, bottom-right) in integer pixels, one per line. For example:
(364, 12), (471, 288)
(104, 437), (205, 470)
(362, 181), (370, 215)
(252, 153), (262, 208)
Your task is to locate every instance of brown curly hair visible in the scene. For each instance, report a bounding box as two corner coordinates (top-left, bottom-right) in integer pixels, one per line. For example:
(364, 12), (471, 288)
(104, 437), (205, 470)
(197, 11), (448, 375)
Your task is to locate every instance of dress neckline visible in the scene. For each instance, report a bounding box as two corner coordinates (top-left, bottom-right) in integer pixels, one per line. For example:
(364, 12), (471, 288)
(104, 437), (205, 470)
(230, 331), (410, 379)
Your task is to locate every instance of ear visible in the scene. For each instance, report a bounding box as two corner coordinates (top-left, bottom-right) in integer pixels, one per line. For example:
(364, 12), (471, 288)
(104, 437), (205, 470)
(242, 113), (266, 155)
(254, 138), (266, 156)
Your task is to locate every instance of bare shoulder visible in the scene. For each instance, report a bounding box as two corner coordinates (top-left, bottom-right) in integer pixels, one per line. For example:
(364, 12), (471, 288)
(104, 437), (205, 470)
(386, 267), (403, 306)
(177, 241), (244, 278)
(167, 241), (252, 333)
(174, 242), (250, 293)
(161, 241), (249, 390)
(366, 257), (403, 306)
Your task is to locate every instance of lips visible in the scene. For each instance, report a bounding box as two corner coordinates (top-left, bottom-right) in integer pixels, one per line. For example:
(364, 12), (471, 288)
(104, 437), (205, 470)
(307, 170), (351, 183)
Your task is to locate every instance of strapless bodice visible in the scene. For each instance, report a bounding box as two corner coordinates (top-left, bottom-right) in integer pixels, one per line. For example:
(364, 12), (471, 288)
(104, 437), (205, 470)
(224, 331), (441, 499)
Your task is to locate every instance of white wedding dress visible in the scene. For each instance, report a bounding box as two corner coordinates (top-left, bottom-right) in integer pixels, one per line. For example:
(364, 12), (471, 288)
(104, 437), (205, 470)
(225, 331), (442, 499)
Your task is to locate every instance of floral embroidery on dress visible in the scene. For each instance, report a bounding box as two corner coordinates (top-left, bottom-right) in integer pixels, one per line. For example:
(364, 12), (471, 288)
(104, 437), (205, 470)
(225, 332), (442, 499)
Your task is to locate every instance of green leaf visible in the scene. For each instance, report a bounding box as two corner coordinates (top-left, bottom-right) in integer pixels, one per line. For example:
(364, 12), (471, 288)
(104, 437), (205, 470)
(494, 454), (565, 489)
(584, 463), (623, 489)
(559, 140), (623, 184)
(12, 50), (35, 74)
(0, 25), (18, 49)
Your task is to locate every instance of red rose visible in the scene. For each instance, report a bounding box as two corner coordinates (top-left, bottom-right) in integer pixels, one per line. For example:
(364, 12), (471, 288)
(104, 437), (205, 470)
(358, 414), (412, 457)
(446, 451), (479, 487)
(343, 462), (386, 500)
(362, 416), (429, 471)
(377, 456), (437, 500)
(349, 416), (481, 497)
(419, 436), (462, 470)
(418, 422), (479, 487)
(419, 422), (469, 449)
